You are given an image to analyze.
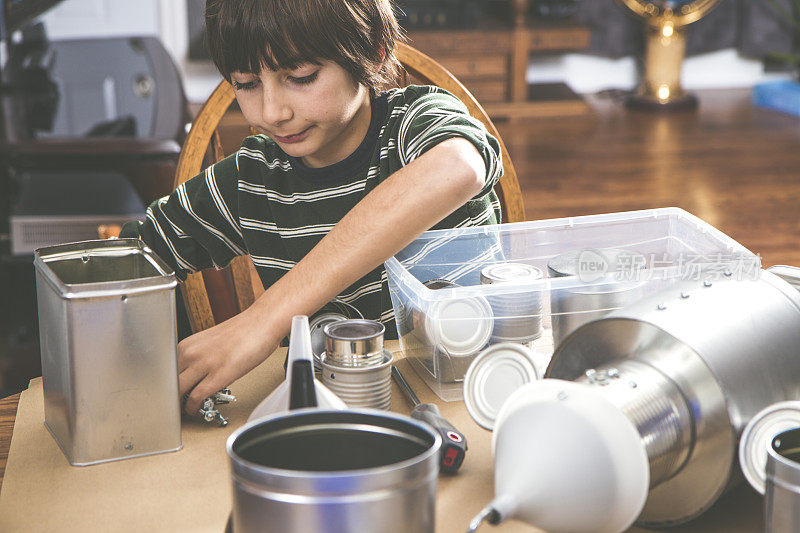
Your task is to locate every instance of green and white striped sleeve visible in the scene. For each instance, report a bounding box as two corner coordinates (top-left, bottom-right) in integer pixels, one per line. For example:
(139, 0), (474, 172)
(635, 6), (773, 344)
(120, 153), (247, 280)
(396, 87), (503, 198)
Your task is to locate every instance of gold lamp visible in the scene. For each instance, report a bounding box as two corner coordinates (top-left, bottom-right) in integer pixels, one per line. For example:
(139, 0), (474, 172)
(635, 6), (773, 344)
(616, 0), (723, 110)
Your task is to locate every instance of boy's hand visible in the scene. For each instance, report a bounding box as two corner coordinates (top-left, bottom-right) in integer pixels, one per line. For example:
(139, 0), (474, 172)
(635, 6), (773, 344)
(178, 308), (279, 415)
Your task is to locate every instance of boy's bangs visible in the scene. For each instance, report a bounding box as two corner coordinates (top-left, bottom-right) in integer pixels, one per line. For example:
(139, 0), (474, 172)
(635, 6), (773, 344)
(212, 2), (345, 75)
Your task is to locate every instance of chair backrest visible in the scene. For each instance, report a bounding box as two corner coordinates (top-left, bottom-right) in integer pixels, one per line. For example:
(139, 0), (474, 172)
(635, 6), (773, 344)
(174, 42), (526, 334)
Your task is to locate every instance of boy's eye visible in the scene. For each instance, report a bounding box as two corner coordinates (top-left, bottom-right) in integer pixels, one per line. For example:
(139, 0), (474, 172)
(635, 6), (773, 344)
(232, 79), (258, 91)
(288, 71), (319, 85)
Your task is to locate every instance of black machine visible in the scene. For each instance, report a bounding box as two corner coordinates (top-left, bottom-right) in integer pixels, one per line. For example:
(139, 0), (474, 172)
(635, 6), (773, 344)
(0, 0), (190, 396)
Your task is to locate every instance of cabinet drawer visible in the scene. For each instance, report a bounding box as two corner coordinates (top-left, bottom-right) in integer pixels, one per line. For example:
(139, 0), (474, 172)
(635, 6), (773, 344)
(438, 55), (508, 79)
(461, 79), (508, 103)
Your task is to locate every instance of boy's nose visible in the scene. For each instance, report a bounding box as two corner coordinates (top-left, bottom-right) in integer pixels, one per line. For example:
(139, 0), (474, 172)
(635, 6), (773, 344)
(260, 91), (292, 126)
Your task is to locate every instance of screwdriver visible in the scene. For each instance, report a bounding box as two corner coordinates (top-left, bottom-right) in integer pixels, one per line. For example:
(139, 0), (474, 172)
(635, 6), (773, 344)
(391, 365), (467, 474)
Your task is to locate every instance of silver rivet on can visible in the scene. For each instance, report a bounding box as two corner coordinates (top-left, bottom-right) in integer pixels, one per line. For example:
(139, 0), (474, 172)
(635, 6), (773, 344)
(557, 391), (568, 401)
(703, 281), (713, 287)
(657, 303), (667, 311)
(680, 292), (690, 299)
(607, 368), (620, 379)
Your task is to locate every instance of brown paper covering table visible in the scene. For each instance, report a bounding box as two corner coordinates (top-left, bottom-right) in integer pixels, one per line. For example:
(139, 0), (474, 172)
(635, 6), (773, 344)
(0, 343), (762, 532)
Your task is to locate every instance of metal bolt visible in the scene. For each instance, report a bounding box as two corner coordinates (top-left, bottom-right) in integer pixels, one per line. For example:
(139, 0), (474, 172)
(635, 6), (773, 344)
(213, 391), (236, 404)
(657, 303), (667, 311)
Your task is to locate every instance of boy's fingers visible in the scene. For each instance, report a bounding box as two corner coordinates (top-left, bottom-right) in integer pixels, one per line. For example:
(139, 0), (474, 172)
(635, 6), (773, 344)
(179, 366), (206, 401)
(184, 374), (229, 415)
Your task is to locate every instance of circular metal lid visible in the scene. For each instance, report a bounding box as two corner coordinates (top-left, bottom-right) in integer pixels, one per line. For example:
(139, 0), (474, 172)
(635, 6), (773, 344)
(547, 248), (647, 278)
(323, 319), (385, 358)
(480, 263), (544, 285)
(424, 296), (493, 357)
(463, 342), (539, 430)
(739, 400), (800, 494)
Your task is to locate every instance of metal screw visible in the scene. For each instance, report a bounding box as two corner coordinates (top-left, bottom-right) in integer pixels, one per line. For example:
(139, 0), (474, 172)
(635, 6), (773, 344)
(703, 281), (713, 287)
(680, 292), (690, 299)
(657, 303), (667, 311)
(724, 270), (733, 278)
(629, 381), (638, 389)
(557, 391), (568, 401)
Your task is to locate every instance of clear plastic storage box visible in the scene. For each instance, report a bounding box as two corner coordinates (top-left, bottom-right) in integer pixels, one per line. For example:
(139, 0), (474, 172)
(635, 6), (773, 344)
(385, 208), (760, 401)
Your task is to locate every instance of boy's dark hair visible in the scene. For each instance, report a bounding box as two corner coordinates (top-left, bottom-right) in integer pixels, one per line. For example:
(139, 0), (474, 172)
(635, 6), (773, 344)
(205, 0), (405, 95)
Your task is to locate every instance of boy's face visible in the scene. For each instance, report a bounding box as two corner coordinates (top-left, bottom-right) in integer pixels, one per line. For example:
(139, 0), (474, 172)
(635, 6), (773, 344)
(230, 60), (372, 168)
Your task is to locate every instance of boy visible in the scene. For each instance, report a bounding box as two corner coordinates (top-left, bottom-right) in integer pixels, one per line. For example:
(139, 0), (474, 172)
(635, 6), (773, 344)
(122, 0), (503, 414)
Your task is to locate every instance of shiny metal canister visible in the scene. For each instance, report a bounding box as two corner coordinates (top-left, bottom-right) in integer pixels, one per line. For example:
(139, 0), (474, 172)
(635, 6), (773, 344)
(321, 319), (393, 410)
(766, 427), (800, 533)
(480, 263), (544, 343)
(34, 239), (182, 466)
(227, 409), (441, 533)
(548, 270), (800, 526)
(321, 351), (393, 410)
(547, 248), (646, 348)
(323, 320), (385, 367)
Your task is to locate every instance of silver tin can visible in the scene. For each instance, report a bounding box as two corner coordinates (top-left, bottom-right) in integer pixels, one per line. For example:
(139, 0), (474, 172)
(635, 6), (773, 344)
(480, 263), (544, 343)
(34, 239), (181, 466)
(227, 409), (440, 533)
(321, 350), (393, 411)
(323, 320), (385, 367)
(766, 427), (800, 532)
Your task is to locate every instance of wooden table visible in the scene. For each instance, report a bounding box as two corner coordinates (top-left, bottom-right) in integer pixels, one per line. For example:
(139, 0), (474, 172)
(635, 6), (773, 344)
(0, 393), (20, 488)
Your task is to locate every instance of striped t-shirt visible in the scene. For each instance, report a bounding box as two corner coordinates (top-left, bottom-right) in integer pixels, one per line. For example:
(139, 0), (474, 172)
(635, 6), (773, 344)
(121, 85), (503, 337)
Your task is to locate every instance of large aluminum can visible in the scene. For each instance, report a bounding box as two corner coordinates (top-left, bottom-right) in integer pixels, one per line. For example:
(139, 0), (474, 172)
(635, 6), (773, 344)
(548, 270), (800, 526)
(34, 238), (181, 465)
(227, 409), (441, 533)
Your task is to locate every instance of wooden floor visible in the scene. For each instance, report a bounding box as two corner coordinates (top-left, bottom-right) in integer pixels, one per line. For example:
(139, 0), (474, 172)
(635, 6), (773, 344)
(496, 88), (800, 268)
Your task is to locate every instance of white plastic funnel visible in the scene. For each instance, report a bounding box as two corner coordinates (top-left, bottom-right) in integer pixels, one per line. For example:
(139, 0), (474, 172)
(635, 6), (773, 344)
(469, 379), (649, 533)
(248, 315), (346, 422)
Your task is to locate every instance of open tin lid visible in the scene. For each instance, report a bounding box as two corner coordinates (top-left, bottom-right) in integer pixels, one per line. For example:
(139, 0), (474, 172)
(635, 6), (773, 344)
(463, 342), (539, 430)
(739, 400), (800, 494)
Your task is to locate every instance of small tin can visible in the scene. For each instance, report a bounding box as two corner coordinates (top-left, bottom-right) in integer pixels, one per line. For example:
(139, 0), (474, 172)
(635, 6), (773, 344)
(480, 263), (545, 343)
(766, 426), (800, 532)
(740, 401), (800, 494)
(321, 319), (393, 410)
(462, 342), (539, 430)
(321, 351), (393, 411)
(323, 320), (385, 367)
(34, 239), (182, 466)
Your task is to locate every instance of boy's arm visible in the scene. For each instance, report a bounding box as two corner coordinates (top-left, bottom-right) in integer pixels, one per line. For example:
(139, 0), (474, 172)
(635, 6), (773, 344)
(180, 137), (487, 412)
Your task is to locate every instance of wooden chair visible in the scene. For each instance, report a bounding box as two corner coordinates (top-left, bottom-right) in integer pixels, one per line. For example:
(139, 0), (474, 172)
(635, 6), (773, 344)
(175, 42), (526, 334)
